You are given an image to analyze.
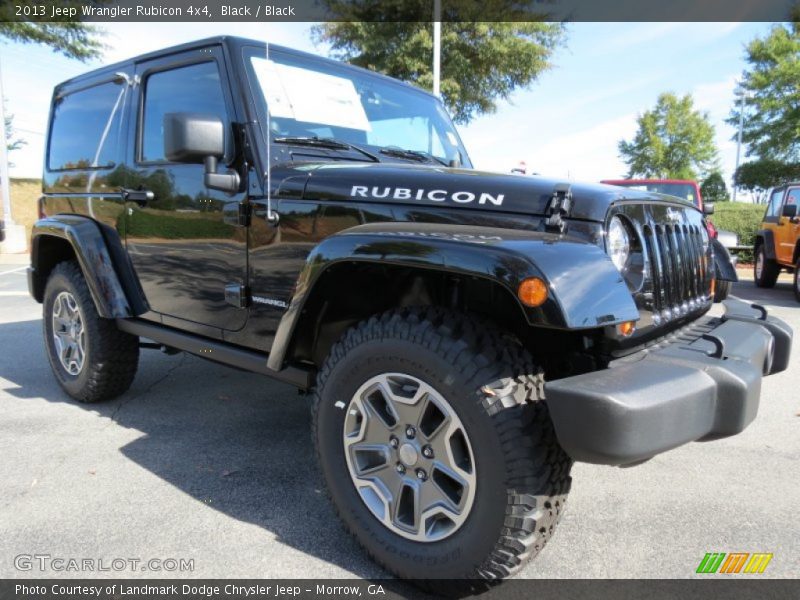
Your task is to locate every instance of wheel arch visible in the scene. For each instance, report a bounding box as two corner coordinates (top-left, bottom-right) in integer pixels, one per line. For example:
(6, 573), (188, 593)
(755, 229), (777, 260)
(266, 223), (639, 371)
(30, 215), (147, 318)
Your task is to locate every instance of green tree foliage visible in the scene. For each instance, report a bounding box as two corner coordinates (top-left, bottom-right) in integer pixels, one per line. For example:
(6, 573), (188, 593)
(734, 158), (800, 192)
(618, 93), (719, 180)
(727, 22), (800, 162)
(0, 1), (104, 62)
(5, 112), (25, 153)
(700, 172), (729, 202)
(313, 2), (565, 124)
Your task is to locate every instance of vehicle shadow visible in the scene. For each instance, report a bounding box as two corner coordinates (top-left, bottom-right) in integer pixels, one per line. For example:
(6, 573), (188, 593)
(0, 317), (426, 595)
(728, 278), (798, 309)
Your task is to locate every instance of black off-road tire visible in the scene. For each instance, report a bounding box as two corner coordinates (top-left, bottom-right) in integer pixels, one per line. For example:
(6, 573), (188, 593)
(43, 261), (139, 402)
(714, 279), (732, 302)
(794, 259), (800, 303)
(312, 307), (572, 594)
(754, 244), (780, 288)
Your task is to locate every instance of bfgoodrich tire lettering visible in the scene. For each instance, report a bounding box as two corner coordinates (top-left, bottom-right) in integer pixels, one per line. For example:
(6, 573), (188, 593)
(43, 261), (139, 402)
(312, 307), (572, 591)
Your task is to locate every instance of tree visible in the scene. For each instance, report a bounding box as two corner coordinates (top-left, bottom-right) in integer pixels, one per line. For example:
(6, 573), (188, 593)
(313, 3), (565, 124)
(5, 112), (25, 153)
(0, 2), (104, 62)
(727, 22), (800, 162)
(700, 172), (729, 202)
(734, 159), (800, 192)
(618, 92), (719, 180)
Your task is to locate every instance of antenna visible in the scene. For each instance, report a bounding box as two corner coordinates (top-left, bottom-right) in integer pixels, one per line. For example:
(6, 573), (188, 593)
(265, 41), (278, 224)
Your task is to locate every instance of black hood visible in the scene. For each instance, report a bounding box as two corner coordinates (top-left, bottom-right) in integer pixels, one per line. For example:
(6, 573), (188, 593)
(278, 162), (689, 222)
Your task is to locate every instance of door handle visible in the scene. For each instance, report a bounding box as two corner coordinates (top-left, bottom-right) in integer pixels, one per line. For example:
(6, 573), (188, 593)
(121, 188), (154, 206)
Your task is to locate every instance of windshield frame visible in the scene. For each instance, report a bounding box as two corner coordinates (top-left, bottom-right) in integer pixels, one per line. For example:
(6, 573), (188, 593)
(240, 44), (472, 168)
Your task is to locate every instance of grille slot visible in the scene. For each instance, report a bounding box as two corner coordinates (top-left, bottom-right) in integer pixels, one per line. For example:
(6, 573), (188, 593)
(642, 213), (709, 322)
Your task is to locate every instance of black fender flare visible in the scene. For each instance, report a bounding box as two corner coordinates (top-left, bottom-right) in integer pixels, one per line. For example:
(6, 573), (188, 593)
(755, 229), (777, 260)
(267, 222), (638, 370)
(711, 238), (738, 282)
(29, 215), (146, 318)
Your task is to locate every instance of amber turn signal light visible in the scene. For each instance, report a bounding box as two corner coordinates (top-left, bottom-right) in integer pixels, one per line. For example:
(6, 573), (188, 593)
(710, 277), (716, 298)
(518, 277), (548, 307)
(616, 321), (636, 337)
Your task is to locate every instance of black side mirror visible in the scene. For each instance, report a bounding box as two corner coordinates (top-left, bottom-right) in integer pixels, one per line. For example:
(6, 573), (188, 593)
(703, 202), (715, 216)
(163, 112), (240, 193)
(782, 203), (797, 218)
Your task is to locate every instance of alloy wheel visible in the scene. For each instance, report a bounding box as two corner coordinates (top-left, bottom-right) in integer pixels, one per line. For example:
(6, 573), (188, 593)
(343, 373), (476, 542)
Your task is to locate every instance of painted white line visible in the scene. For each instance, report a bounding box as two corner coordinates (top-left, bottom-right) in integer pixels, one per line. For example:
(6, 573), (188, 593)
(0, 266), (27, 276)
(0, 292), (29, 297)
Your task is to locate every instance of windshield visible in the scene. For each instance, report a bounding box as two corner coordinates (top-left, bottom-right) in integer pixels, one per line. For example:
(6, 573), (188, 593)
(243, 47), (471, 166)
(608, 181), (700, 208)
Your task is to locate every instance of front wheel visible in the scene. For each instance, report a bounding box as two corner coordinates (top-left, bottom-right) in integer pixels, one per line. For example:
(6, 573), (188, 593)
(312, 308), (572, 591)
(714, 279), (732, 302)
(794, 260), (800, 303)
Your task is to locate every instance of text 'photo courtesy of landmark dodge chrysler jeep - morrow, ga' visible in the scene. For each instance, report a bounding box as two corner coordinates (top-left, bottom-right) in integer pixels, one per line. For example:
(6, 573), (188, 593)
(28, 37), (792, 591)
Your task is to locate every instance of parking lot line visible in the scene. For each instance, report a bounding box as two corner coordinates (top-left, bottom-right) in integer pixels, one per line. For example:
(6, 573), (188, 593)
(0, 266), (28, 276)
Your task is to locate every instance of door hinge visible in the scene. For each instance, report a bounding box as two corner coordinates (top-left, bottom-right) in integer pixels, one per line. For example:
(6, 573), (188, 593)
(543, 183), (573, 233)
(238, 202), (252, 227)
(225, 283), (250, 308)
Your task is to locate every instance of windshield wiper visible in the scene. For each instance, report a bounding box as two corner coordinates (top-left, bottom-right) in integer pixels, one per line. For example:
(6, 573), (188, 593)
(273, 136), (379, 162)
(379, 147), (449, 167)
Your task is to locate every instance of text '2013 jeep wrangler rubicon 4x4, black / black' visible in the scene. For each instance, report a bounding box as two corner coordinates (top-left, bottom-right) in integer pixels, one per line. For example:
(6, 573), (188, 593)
(29, 37), (792, 590)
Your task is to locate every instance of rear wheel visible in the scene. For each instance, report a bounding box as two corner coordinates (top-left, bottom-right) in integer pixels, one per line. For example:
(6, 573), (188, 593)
(312, 308), (572, 592)
(43, 261), (139, 402)
(754, 244), (780, 288)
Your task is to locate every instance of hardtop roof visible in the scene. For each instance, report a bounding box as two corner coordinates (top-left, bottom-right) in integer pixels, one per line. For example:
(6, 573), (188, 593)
(53, 35), (434, 98)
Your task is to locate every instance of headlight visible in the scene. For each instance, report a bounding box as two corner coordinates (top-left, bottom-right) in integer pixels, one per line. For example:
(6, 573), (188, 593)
(607, 216), (631, 271)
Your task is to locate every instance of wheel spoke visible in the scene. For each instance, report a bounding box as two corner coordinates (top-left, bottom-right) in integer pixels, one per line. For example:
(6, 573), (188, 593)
(343, 372), (476, 543)
(51, 291), (86, 376)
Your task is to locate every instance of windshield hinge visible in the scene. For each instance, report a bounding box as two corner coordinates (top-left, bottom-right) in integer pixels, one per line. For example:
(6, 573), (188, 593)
(238, 202), (252, 227)
(544, 183), (572, 233)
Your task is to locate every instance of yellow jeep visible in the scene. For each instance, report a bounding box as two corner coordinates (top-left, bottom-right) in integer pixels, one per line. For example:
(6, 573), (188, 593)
(755, 184), (800, 300)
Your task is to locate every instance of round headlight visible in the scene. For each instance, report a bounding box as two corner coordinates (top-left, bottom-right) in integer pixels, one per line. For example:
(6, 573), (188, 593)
(607, 216), (631, 271)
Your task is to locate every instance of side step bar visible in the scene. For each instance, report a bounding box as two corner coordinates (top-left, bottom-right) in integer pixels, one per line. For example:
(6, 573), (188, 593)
(116, 318), (314, 390)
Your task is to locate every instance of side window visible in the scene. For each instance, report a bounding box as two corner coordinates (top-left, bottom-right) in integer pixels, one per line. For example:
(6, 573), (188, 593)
(140, 61), (228, 163)
(48, 81), (127, 170)
(766, 189), (784, 218)
(786, 188), (799, 206)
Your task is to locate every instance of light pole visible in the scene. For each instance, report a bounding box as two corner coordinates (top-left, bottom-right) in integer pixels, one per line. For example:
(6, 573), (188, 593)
(432, 0), (441, 97)
(733, 84), (746, 203)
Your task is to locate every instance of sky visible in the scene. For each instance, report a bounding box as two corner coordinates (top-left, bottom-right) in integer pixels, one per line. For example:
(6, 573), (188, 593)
(0, 21), (776, 198)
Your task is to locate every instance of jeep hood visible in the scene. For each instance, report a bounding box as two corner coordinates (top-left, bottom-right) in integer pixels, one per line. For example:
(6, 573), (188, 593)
(280, 162), (683, 222)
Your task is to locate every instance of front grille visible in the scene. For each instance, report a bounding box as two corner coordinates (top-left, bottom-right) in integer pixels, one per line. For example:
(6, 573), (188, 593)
(642, 217), (709, 324)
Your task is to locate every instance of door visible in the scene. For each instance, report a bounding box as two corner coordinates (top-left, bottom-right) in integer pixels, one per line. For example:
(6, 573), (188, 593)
(763, 187), (785, 264)
(779, 187), (800, 265)
(125, 47), (248, 333)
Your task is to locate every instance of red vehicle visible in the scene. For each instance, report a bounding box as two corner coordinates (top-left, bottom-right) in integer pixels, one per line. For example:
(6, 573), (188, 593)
(601, 178), (729, 300)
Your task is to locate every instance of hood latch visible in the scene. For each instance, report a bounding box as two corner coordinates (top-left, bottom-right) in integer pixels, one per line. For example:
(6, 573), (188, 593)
(544, 183), (573, 233)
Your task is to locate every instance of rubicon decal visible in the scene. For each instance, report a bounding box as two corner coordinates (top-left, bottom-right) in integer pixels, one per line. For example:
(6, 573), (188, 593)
(351, 186), (504, 206)
(696, 552), (773, 574)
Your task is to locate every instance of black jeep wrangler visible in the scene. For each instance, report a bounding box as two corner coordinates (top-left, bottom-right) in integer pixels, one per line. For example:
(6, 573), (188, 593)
(29, 37), (791, 588)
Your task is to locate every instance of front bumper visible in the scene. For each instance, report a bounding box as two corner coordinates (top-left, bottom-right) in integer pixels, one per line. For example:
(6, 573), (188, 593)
(545, 299), (792, 465)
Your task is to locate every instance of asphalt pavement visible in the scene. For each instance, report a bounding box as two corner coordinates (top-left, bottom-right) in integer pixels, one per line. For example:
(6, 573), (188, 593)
(1, 258), (798, 580)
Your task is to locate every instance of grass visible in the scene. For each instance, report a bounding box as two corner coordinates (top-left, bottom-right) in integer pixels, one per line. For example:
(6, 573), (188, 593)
(8, 179), (41, 249)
